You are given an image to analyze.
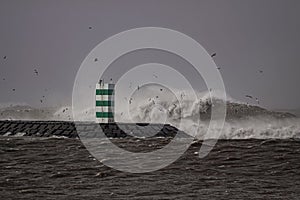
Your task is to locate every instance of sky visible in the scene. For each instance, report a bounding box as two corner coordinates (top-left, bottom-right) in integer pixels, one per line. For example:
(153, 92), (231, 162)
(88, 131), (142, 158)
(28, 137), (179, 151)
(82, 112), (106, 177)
(0, 0), (300, 110)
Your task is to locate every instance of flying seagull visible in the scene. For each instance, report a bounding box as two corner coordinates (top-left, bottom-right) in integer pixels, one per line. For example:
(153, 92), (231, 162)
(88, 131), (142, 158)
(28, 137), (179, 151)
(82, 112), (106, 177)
(12, 88), (15, 91)
(89, 26), (92, 30)
(34, 69), (38, 76)
(3, 56), (7, 60)
(153, 74), (158, 78)
(245, 95), (253, 99)
(211, 53), (217, 58)
(94, 58), (98, 62)
(259, 70), (263, 73)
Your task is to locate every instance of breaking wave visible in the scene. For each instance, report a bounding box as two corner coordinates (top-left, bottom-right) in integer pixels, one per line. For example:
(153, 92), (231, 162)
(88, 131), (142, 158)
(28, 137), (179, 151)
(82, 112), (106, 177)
(116, 88), (299, 140)
(0, 92), (299, 140)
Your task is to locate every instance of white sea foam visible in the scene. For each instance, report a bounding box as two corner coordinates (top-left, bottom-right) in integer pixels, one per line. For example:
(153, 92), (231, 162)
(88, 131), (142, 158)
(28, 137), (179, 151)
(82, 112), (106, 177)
(0, 89), (299, 139)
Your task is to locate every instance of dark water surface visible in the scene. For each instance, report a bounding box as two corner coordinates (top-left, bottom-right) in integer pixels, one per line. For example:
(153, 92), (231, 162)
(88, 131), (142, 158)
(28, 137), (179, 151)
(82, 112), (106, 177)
(0, 137), (300, 199)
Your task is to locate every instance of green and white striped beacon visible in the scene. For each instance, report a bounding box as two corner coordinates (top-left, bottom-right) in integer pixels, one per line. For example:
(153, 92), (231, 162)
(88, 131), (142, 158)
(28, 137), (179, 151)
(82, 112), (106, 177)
(95, 79), (115, 123)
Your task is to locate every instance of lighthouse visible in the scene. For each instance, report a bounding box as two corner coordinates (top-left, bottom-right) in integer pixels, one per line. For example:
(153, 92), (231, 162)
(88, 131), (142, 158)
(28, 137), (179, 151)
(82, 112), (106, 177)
(95, 79), (115, 123)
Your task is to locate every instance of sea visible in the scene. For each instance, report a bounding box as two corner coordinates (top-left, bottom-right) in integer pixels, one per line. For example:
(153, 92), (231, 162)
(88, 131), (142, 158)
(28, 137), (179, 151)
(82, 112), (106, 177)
(1, 101), (300, 199)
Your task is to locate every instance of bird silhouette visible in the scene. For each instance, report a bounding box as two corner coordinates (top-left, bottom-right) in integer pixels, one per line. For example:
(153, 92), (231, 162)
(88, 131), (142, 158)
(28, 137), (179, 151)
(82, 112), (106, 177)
(245, 95), (253, 99)
(211, 53), (217, 58)
(94, 58), (98, 62)
(34, 69), (38, 76)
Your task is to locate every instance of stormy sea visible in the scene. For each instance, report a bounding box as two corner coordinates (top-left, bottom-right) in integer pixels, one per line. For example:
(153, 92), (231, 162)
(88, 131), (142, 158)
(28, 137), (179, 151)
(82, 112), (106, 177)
(1, 98), (300, 199)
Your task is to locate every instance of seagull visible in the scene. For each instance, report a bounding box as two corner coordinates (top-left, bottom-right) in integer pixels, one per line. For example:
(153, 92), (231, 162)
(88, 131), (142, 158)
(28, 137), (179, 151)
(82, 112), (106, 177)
(40, 99), (43, 103)
(180, 93), (185, 100)
(2, 78), (5, 81)
(137, 86), (140, 90)
(217, 67), (221, 70)
(245, 95), (253, 99)
(211, 53), (217, 58)
(156, 96), (159, 99)
(160, 88), (163, 91)
(259, 70), (263, 73)
(153, 74), (158, 78)
(89, 26), (92, 30)
(129, 98), (133, 104)
(94, 58), (98, 62)
(12, 88), (15, 91)
(34, 69), (38, 76)
(3, 56), (7, 60)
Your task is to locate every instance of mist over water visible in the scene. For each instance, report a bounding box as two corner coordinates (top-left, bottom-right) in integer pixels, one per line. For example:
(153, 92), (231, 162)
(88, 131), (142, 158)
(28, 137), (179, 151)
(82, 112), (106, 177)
(1, 84), (299, 140)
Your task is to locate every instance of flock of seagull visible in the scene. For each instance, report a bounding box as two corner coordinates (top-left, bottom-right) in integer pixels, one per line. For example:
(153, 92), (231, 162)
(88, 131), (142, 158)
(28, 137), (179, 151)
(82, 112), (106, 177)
(1, 55), (73, 119)
(120, 52), (263, 107)
(2, 34), (263, 117)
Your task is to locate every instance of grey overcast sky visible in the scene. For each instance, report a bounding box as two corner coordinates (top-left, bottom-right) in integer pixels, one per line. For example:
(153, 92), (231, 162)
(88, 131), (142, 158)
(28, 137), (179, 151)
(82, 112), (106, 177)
(0, 0), (299, 109)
